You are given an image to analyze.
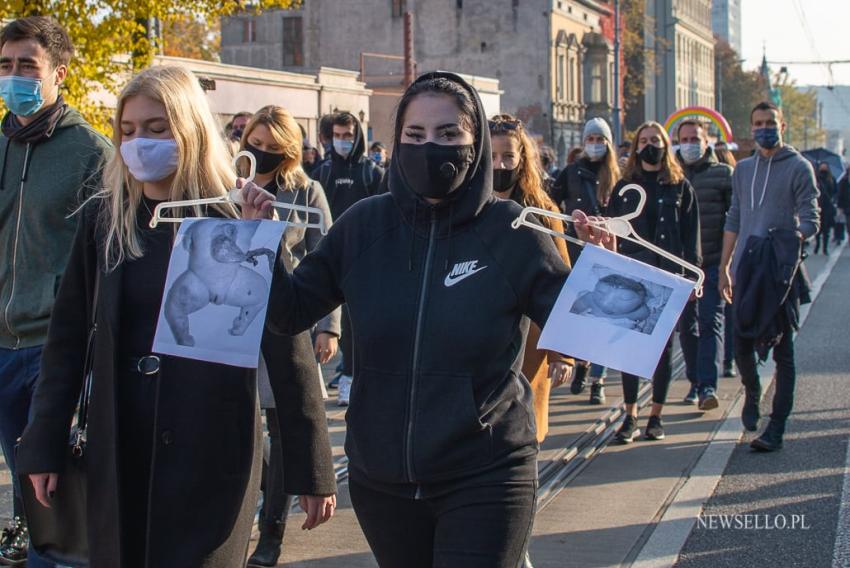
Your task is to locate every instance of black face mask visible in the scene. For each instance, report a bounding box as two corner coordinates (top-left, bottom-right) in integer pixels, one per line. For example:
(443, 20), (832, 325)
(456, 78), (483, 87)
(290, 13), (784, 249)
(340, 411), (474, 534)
(398, 142), (475, 199)
(245, 142), (286, 175)
(639, 143), (665, 166)
(493, 168), (521, 193)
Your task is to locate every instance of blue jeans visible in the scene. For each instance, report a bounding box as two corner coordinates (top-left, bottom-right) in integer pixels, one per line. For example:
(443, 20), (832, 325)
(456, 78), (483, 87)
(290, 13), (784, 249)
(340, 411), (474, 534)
(0, 347), (56, 568)
(588, 364), (606, 380)
(678, 265), (725, 391)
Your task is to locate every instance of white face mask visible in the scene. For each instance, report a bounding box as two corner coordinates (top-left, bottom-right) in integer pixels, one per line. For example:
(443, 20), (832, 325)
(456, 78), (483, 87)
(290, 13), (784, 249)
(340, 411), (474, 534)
(679, 143), (704, 165)
(584, 142), (608, 161)
(120, 138), (179, 182)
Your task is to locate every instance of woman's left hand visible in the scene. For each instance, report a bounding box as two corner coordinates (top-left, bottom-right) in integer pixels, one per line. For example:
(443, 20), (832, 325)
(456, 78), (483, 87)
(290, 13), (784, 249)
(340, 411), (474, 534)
(549, 361), (574, 388)
(314, 333), (339, 364)
(237, 178), (275, 220)
(572, 210), (616, 251)
(299, 494), (336, 530)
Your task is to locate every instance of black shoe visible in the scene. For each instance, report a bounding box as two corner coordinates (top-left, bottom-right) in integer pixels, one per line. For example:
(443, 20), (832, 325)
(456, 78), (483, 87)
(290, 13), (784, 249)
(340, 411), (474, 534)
(684, 384), (699, 405)
(644, 415), (666, 440)
(589, 382), (606, 405)
(741, 388), (761, 432)
(326, 373), (341, 390)
(0, 517), (28, 566)
(751, 420), (784, 452)
(615, 415), (640, 444)
(247, 521), (285, 567)
(570, 365), (588, 395)
(699, 388), (719, 411)
(722, 362), (737, 378)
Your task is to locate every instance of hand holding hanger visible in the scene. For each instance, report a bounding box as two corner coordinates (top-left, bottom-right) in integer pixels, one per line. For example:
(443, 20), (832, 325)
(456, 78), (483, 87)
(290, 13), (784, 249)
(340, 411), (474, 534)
(149, 151), (328, 234)
(512, 183), (706, 297)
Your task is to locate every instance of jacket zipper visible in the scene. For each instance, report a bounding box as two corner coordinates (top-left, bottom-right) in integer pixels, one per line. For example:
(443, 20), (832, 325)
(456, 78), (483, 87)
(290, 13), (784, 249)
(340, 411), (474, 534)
(2, 144), (31, 348)
(405, 209), (438, 484)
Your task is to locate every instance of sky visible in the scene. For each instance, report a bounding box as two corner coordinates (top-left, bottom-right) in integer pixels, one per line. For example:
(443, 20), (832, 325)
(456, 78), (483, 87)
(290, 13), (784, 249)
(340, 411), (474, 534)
(740, 0), (850, 87)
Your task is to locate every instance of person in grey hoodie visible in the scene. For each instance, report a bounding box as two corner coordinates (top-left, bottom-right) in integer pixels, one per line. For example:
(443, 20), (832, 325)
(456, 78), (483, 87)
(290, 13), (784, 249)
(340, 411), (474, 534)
(719, 101), (820, 453)
(0, 16), (112, 566)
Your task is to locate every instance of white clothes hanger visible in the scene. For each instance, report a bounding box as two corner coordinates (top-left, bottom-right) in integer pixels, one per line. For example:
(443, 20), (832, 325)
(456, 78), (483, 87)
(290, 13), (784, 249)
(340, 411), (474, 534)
(511, 183), (705, 296)
(149, 151), (329, 235)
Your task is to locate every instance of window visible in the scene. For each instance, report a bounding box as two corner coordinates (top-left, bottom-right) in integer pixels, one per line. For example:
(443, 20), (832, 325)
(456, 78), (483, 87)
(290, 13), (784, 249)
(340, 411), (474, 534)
(591, 62), (603, 102)
(242, 19), (256, 43)
(457, 0), (463, 9)
(557, 54), (565, 101)
(392, 0), (406, 17)
(283, 16), (303, 66)
(568, 56), (575, 102)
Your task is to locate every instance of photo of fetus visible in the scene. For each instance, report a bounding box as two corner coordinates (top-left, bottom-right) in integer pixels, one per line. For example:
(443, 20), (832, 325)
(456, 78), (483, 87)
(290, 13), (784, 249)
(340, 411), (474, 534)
(153, 218), (285, 368)
(569, 268), (672, 335)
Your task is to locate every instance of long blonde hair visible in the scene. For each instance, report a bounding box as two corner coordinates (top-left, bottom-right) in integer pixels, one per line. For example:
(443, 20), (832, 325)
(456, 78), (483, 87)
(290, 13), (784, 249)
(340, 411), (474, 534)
(489, 114), (561, 230)
(238, 105), (311, 191)
(623, 121), (684, 185)
(95, 65), (238, 270)
(580, 138), (621, 207)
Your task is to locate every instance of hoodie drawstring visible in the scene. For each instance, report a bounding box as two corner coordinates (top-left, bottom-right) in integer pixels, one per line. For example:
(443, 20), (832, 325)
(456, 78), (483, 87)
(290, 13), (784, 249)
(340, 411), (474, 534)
(750, 154), (773, 210)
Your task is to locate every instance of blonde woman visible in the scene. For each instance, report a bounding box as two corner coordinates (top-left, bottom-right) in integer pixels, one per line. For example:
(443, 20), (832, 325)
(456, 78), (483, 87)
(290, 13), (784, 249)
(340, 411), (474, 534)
(551, 117), (622, 404)
(489, 114), (573, 443)
(238, 106), (340, 567)
(607, 120), (701, 444)
(15, 66), (336, 568)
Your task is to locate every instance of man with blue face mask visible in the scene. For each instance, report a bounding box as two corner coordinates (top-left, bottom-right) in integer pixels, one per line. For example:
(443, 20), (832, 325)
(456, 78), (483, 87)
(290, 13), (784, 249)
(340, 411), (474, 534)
(310, 111), (385, 406)
(0, 17), (112, 566)
(719, 101), (820, 452)
(675, 119), (733, 412)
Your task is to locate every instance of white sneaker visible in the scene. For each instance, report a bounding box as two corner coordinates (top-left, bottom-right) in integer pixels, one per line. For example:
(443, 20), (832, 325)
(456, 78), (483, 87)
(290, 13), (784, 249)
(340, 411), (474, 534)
(337, 375), (353, 407)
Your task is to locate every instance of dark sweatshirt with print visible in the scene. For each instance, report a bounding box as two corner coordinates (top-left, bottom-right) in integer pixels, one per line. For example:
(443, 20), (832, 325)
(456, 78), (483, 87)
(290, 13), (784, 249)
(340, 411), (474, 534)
(268, 72), (570, 497)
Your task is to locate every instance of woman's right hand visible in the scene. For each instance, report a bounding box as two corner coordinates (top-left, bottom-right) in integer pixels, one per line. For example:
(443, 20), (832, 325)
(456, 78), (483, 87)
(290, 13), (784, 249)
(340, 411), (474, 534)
(236, 178), (276, 220)
(29, 473), (58, 508)
(572, 210), (616, 251)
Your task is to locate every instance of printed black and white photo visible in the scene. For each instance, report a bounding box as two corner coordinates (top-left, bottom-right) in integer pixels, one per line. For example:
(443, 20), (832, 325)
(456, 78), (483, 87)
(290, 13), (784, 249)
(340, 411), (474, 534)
(152, 218), (286, 368)
(539, 245), (694, 378)
(569, 266), (673, 335)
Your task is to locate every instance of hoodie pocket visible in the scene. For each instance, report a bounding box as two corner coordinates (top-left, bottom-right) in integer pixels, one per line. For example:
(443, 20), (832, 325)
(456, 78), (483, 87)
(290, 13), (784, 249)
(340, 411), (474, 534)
(412, 372), (493, 480)
(344, 367), (408, 483)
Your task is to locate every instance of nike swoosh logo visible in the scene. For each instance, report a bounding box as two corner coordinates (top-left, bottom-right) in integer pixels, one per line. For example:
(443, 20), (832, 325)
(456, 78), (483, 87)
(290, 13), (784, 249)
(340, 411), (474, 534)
(444, 266), (488, 287)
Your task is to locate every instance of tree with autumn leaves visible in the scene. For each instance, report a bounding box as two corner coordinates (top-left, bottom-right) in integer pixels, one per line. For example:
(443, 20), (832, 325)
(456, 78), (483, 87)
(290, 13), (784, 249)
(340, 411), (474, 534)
(0, 1), (300, 133)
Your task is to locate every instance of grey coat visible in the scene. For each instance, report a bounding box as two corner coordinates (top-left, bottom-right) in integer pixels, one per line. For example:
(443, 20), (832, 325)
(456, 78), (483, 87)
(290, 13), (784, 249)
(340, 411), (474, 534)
(259, 178), (339, 407)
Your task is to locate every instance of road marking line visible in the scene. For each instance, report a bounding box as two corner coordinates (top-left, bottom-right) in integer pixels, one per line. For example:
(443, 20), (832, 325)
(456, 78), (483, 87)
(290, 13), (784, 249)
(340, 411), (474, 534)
(631, 243), (846, 568)
(833, 431), (850, 568)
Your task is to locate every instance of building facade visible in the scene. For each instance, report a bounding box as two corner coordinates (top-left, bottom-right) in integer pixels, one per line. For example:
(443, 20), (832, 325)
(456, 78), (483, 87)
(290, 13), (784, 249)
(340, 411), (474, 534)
(220, 0), (618, 166)
(644, 0), (715, 126)
(711, 0), (742, 55)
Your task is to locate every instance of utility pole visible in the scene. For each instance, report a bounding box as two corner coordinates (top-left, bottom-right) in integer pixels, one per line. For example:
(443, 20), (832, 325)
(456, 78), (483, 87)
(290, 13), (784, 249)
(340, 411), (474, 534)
(612, 0), (622, 145)
(404, 12), (416, 88)
(717, 57), (723, 115)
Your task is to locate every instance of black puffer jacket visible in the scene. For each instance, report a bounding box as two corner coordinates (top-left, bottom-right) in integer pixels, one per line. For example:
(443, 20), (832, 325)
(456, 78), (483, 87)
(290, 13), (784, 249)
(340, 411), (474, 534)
(267, 73), (570, 497)
(550, 157), (606, 216)
(677, 147), (733, 266)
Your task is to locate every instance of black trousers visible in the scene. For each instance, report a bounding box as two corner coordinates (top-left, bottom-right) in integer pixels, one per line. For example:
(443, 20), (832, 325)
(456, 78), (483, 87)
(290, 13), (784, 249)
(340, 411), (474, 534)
(349, 478), (536, 568)
(340, 305), (353, 376)
(259, 409), (293, 528)
(735, 319), (796, 424)
(621, 336), (674, 405)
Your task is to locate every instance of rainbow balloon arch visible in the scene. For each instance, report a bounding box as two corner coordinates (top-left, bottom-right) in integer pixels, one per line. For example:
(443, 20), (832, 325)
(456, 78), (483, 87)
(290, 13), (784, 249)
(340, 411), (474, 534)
(663, 106), (734, 143)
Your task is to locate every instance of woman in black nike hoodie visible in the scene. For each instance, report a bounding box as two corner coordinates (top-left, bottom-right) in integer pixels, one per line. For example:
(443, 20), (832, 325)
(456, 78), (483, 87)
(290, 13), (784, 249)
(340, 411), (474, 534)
(241, 73), (607, 568)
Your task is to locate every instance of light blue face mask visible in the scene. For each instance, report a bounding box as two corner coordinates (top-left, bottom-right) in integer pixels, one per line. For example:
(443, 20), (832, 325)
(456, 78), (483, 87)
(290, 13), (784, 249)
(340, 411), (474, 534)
(0, 75), (45, 117)
(333, 139), (354, 158)
(679, 143), (704, 165)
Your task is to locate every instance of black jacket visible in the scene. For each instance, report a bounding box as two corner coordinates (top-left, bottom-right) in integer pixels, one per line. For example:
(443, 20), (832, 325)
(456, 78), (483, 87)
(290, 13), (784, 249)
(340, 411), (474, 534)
(16, 206), (335, 568)
(310, 115), (385, 221)
(817, 173), (837, 228)
(678, 147), (733, 266)
(734, 228), (809, 360)
(550, 158), (606, 216)
(837, 174), (850, 212)
(607, 173), (702, 275)
(267, 73), (570, 496)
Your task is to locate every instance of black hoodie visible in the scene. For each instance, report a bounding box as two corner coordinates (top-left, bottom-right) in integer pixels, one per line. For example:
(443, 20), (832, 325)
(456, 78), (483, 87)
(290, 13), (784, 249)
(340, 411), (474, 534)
(268, 73), (570, 497)
(310, 114), (385, 221)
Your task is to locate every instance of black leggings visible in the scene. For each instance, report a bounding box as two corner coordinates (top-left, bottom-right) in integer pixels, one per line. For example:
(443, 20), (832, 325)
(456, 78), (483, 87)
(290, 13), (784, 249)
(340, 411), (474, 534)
(349, 478), (536, 568)
(259, 408), (293, 527)
(621, 336), (674, 405)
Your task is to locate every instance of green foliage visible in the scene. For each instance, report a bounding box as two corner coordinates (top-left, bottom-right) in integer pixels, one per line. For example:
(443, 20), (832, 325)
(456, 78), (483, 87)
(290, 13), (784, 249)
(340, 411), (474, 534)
(0, 0), (302, 134)
(773, 74), (825, 150)
(715, 40), (766, 142)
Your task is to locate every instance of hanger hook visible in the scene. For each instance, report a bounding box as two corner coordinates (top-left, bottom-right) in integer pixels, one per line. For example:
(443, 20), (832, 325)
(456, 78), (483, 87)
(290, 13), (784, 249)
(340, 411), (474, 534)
(233, 150), (256, 183)
(616, 183), (647, 222)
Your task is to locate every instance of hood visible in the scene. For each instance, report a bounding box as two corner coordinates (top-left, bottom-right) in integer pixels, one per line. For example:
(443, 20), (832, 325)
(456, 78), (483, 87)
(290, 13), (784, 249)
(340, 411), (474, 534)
(332, 113), (368, 166)
(388, 71), (493, 237)
(55, 107), (90, 131)
(753, 144), (801, 164)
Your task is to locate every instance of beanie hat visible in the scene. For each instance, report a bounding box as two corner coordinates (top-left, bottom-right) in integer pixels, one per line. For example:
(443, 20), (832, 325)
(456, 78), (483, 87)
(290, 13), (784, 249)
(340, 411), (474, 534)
(583, 117), (613, 146)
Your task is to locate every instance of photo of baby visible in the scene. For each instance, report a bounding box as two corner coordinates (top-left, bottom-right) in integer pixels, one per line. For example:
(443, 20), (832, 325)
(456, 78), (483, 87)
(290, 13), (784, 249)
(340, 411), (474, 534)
(569, 266), (672, 335)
